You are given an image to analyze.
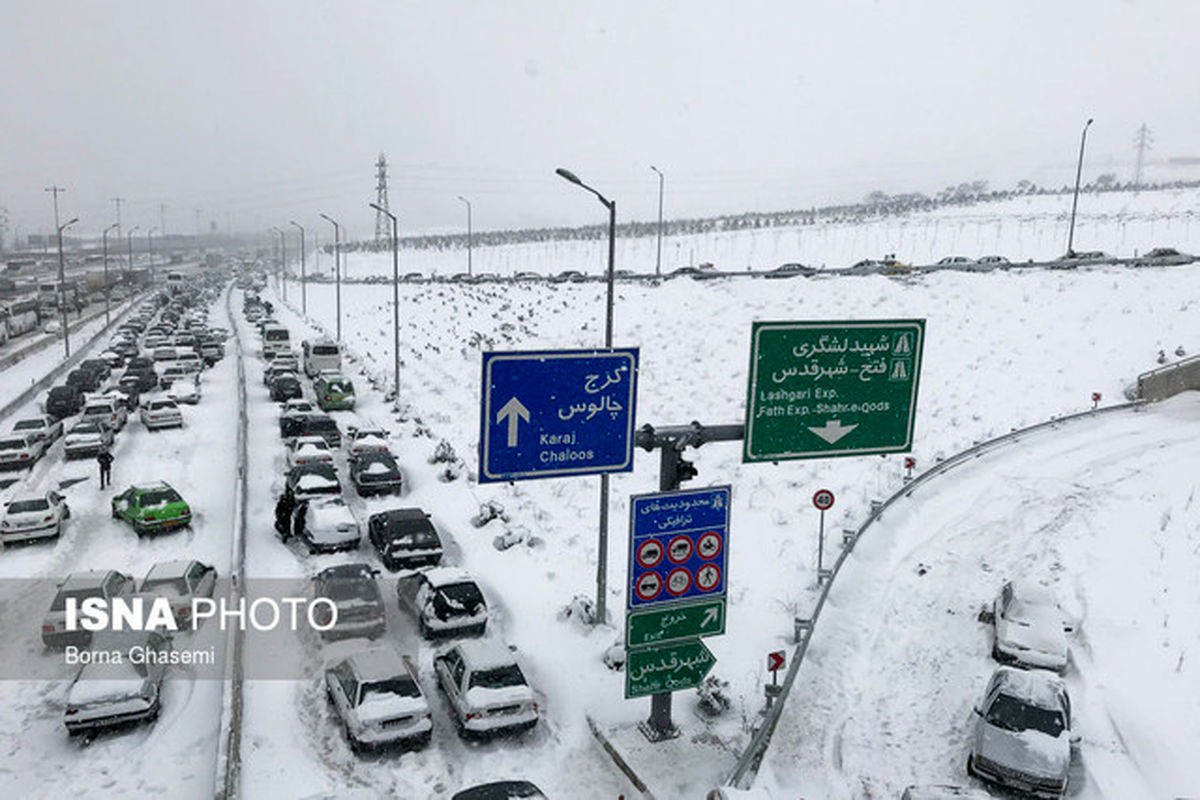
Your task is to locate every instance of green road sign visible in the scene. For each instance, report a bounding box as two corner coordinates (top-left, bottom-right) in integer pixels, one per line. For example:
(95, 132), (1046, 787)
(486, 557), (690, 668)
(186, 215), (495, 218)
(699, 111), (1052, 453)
(625, 638), (716, 699)
(744, 319), (925, 462)
(626, 598), (726, 648)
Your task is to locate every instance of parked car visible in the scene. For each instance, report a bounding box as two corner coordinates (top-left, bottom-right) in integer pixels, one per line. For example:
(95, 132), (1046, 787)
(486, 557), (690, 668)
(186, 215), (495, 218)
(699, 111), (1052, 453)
(11, 415), (65, 444)
(311, 563), (386, 641)
(451, 782), (548, 800)
(199, 342), (225, 366)
(281, 412), (341, 448)
(287, 436), (335, 468)
(81, 396), (128, 432)
(397, 567), (488, 638)
(138, 560), (217, 628)
(345, 426), (391, 457)
(66, 369), (104, 394)
(42, 570), (135, 648)
(977, 255), (1010, 267)
(111, 481), (192, 536)
(99, 349), (126, 369)
(349, 451), (404, 496)
(291, 496), (360, 553)
(990, 580), (1072, 671)
(967, 666), (1076, 798)
(168, 375), (202, 405)
(0, 432), (46, 470)
(314, 373), (357, 411)
(119, 369), (158, 396)
(280, 399), (315, 417)
(433, 639), (538, 738)
(766, 262), (818, 278)
(1, 490), (70, 543)
(269, 374), (303, 402)
(1054, 249), (1114, 268)
(63, 630), (170, 734)
(324, 644), (432, 752)
(45, 385), (86, 419)
(933, 255), (977, 269)
(367, 507), (444, 570)
(141, 398), (184, 430)
(63, 421), (114, 459)
(1132, 246), (1194, 267)
(286, 463), (342, 501)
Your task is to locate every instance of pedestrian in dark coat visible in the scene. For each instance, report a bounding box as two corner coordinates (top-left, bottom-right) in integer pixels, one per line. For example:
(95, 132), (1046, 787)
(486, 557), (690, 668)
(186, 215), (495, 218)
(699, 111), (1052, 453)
(97, 448), (114, 489)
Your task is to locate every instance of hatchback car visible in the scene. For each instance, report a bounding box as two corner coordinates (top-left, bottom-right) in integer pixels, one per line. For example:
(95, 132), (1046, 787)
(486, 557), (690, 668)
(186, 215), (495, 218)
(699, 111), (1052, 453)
(269, 374), (303, 402)
(42, 570), (135, 648)
(63, 421), (113, 459)
(0, 433), (47, 469)
(64, 630), (170, 735)
(141, 398), (184, 430)
(168, 375), (202, 405)
(967, 666), (1075, 798)
(1, 491), (70, 543)
(397, 567), (488, 638)
(991, 580), (1071, 671)
(81, 397), (128, 432)
(45, 384), (85, 419)
(111, 481), (192, 536)
(434, 639), (538, 738)
(11, 415), (64, 444)
(311, 563), (386, 641)
(345, 426), (391, 457)
(139, 560), (218, 629)
(349, 451), (404, 497)
(367, 508), (444, 570)
(291, 496), (360, 553)
(286, 462), (342, 501)
(287, 436), (334, 468)
(324, 645), (432, 752)
(314, 373), (357, 411)
(66, 368), (104, 393)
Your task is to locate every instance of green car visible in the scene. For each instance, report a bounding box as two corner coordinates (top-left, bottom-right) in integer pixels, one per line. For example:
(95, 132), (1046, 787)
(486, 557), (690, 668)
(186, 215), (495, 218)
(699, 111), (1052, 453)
(314, 373), (356, 411)
(111, 481), (192, 536)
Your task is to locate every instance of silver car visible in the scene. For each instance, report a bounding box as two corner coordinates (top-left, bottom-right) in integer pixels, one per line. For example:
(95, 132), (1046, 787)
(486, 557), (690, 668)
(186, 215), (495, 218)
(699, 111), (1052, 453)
(433, 639), (538, 738)
(324, 645), (431, 752)
(1, 491), (70, 543)
(0, 433), (47, 470)
(63, 420), (114, 459)
(139, 560), (218, 629)
(991, 580), (1071, 671)
(11, 415), (64, 444)
(42, 570), (135, 648)
(967, 666), (1076, 798)
(63, 630), (170, 735)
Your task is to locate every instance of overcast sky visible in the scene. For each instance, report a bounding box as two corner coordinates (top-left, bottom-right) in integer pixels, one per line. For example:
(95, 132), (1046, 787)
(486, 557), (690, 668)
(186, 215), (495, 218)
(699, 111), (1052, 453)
(2, 0), (1197, 243)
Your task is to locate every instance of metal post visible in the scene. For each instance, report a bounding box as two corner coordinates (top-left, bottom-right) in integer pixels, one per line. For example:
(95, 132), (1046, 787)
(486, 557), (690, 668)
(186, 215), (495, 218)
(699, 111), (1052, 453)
(651, 166), (664, 277)
(290, 221), (306, 315)
(102, 223), (118, 326)
(280, 228), (287, 302)
(1066, 118), (1094, 256)
(126, 226), (138, 293)
(319, 214), (342, 341)
(817, 509), (826, 575)
(458, 196), (472, 277)
(370, 203), (401, 406)
(55, 217), (77, 358)
(148, 227), (157, 287)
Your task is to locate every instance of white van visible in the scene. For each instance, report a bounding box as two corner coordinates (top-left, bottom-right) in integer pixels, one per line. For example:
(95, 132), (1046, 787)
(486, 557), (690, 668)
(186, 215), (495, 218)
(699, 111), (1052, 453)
(262, 324), (290, 360)
(302, 338), (341, 377)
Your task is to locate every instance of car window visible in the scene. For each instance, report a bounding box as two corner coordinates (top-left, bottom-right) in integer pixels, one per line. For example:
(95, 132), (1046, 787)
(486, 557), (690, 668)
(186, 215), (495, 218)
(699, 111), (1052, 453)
(985, 693), (1065, 737)
(468, 663), (526, 690)
(141, 489), (182, 507)
(361, 675), (421, 701)
(104, 573), (126, 597)
(13, 420), (42, 431)
(7, 498), (50, 513)
(335, 663), (358, 703)
(450, 654), (466, 688)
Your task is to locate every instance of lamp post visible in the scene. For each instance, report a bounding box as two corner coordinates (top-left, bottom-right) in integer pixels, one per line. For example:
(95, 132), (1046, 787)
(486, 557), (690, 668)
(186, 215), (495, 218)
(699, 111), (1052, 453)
(554, 166), (617, 630)
(270, 226), (281, 296)
(56, 217), (78, 358)
(126, 225), (139, 292)
(457, 196), (473, 277)
(370, 202), (401, 405)
(650, 165), (664, 277)
(147, 227), (157, 287)
(102, 223), (118, 325)
(1066, 118), (1094, 256)
(278, 227), (288, 302)
(289, 220), (306, 315)
(319, 213), (342, 341)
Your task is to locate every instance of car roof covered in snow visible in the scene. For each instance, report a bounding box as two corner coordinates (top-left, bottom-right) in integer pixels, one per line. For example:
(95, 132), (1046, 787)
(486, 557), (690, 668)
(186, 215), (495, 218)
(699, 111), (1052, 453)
(452, 638), (519, 672)
(422, 567), (477, 589)
(989, 665), (1067, 710)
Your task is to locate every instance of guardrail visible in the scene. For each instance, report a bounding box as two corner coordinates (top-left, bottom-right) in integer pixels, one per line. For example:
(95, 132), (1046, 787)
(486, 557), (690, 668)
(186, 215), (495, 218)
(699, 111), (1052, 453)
(1134, 354), (1200, 401)
(724, 399), (1143, 789)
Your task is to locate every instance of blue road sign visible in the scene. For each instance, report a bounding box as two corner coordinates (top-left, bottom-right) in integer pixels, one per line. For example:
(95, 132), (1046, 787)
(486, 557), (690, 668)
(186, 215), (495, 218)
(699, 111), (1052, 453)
(479, 348), (639, 483)
(628, 486), (731, 610)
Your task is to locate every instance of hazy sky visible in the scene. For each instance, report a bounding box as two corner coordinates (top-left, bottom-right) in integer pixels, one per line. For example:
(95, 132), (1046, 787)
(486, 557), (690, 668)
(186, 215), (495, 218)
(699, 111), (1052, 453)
(2, 0), (1197, 243)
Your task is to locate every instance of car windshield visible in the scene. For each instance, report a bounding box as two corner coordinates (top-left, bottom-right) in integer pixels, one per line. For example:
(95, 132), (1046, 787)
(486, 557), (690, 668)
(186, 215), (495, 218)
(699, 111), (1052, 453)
(326, 381), (351, 394)
(321, 577), (379, 603)
(1007, 598), (1055, 624)
(142, 575), (190, 594)
(150, 401), (177, 410)
(433, 582), (483, 615)
(51, 586), (103, 612)
(469, 664), (526, 690)
(13, 420), (43, 431)
(141, 489), (182, 507)
(313, 345), (338, 356)
(8, 498), (50, 513)
(985, 693), (1065, 737)
(0, 439), (26, 450)
(360, 675), (420, 702)
(72, 423), (102, 434)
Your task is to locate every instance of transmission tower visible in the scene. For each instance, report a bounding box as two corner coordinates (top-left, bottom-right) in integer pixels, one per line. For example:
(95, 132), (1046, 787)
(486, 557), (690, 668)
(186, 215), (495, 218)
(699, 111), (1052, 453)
(0, 206), (8, 252)
(1133, 124), (1153, 188)
(374, 153), (390, 244)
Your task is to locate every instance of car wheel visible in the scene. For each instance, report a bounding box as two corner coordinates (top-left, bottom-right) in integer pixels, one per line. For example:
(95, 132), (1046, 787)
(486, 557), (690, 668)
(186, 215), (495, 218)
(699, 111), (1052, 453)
(346, 726), (363, 754)
(62, 505), (70, 519)
(412, 730), (432, 750)
(55, 521), (63, 538)
(111, 506), (120, 520)
(966, 753), (977, 777)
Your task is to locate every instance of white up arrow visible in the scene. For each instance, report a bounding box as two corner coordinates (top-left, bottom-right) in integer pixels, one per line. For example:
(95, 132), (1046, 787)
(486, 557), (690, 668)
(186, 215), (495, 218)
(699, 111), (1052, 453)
(496, 397), (531, 447)
(807, 419), (858, 444)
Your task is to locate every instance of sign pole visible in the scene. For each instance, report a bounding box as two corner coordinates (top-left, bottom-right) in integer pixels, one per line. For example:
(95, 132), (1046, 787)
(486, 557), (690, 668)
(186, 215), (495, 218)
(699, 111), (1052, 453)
(817, 508), (826, 575)
(644, 445), (684, 740)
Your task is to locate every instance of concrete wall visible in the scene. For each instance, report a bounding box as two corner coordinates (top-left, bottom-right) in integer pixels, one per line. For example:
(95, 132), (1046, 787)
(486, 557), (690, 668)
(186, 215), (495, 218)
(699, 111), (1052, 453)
(1137, 355), (1200, 402)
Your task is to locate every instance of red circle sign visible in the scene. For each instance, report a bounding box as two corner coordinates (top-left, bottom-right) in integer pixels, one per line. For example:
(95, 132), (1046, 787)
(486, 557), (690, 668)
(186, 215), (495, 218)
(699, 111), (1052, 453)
(666, 567), (691, 596)
(667, 535), (693, 564)
(635, 572), (663, 602)
(695, 563), (722, 592)
(813, 489), (835, 510)
(697, 531), (723, 560)
(636, 539), (664, 569)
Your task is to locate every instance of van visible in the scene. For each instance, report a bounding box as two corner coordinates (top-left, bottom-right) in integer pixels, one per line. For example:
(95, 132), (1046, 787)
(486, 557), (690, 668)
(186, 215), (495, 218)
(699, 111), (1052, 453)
(262, 324), (290, 359)
(302, 338), (341, 377)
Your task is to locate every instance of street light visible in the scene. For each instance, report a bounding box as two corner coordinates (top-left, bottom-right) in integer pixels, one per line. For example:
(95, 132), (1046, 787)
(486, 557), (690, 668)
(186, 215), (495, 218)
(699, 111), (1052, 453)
(56, 217), (78, 358)
(147, 227), (157, 287)
(370, 202), (401, 405)
(650, 165), (664, 277)
(1066, 118), (1094, 256)
(276, 227), (288, 303)
(102, 223), (118, 325)
(126, 225), (139, 293)
(457, 196), (472, 277)
(289, 220), (306, 315)
(319, 213), (342, 341)
(555, 165), (618, 631)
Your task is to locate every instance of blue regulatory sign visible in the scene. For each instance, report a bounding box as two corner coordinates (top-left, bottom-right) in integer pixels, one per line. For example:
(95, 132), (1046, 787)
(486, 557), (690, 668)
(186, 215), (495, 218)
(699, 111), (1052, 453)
(479, 348), (639, 483)
(628, 486), (731, 610)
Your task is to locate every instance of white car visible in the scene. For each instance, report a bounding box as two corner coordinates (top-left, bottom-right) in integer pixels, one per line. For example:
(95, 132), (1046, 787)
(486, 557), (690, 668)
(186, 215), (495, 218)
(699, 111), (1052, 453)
(139, 560), (218, 628)
(64, 630), (169, 735)
(325, 645), (432, 752)
(42, 570), (135, 648)
(44, 320), (62, 335)
(293, 497), (360, 553)
(168, 375), (202, 405)
(346, 426), (391, 457)
(433, 639), (538, 738)
(991, 580), (1072, 671)
(0, 432), (48, 469)
(1, 491), (70, 543)
(273, 352), (301, 373)
(63, 420), (114, 459)
(11, 415), (65, 444)
(287, 435), (334, 468)
(81, 397), (128, 432)
(141, 398), (184, 430)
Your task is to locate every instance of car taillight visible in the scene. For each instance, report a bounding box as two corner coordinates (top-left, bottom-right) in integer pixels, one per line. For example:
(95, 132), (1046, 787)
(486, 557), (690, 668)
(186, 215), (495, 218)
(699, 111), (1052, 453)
(43, 516), (53, 522)
(145, 513), (157, 520)
(65, 708), (77, 716)
(466, 713), (479, 721)
(42, 625), (55, 632)
(324, 395), (331, 401)
(19, 454), (28, 460)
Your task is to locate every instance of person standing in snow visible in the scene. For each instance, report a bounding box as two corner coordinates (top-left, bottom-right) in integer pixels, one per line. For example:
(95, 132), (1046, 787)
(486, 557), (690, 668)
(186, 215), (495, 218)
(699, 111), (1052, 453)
(96, 447), (114, 489)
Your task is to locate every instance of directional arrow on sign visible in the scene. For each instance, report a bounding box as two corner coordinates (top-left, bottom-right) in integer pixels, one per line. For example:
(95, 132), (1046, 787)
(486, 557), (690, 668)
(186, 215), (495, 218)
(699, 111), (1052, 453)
(807, 419), (858, 444)
(625, 638), (717, 699)
(625, 597), (726, 648)
(496, 396), (530, 447)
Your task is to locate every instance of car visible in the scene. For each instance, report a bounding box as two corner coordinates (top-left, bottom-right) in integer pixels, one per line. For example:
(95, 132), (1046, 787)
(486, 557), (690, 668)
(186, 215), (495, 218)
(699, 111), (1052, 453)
(990, 580), (1072, 671)
(291, 496), (360, 553)
(66, 368), (104, 393)
(41, 570), (136, 648)
(977, 255), (1010, 267)
(263, 361), (299, 387)
(273, 352), (301, 373)
(287, 435), (335, 468)
(397, 567), (488, 638)
(44, 319), (62, 335)
(450, 782), (548, 800)
(199, 342), (225, 366)
(1, 491), (70, 543)
(348, 451), (404, 496)
(98, 349), (126, 369)
(1054, 249), (1114, 268)
(141, 397), (184, 430)
(281, 412), (341, 448)
(766, 262), (817, 278)
(0, 432), (47, 469)
(933, 255), (977, 269)
(269, 374), (303, 402)
(79, 358), (113, 383)
(846, 258), (884, 274)
(111, 481), (192, 536)
(63, 630), (170, 735)
(159, 362), (197, 390)
(967, 666), (1076, 798)
(286, 462), (342, 501)
(550, 269), (585, 283)
(11, 415), (64, 444)
(120, 368), (159, 395)
(45, 384), (86, 419)
(311, 563), (386, 641)
(81, 396), (128, 432)
(168, 375), (203, 405)
(434, 639), (538, 738)
(280, 398), (315, 417)
(1132, 246), (1194, 267)
(314, 373), (357, 411)
(513, 271), (541, 281)
(324, 644), (432, 752)
(367, 507), (444, 570)
(98, 385), (140, 412)
(63, 421), (113, 459)
(138, 560), (218, 628)
(345, 426), (390, 457)
(126, 355), (155, 372)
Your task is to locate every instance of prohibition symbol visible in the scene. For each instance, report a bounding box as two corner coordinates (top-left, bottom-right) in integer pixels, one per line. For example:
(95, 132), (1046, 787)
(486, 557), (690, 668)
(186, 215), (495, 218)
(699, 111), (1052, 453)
(667, 535), (693, 563)
(636, 539), (664, 569)
(666, 567), (691, 596)
(697, 531), (722, 560)
(812, 489), (835, 511)
(696, 563), (721, 592)
(635, 572), (662, 602)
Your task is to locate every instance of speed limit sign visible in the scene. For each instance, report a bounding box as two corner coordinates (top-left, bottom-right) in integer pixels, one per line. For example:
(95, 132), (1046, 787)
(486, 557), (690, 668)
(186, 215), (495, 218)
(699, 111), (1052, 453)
(812, 489), (835, 511)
